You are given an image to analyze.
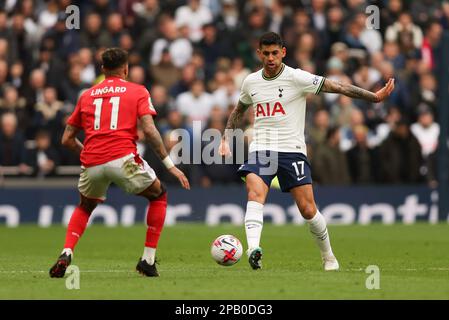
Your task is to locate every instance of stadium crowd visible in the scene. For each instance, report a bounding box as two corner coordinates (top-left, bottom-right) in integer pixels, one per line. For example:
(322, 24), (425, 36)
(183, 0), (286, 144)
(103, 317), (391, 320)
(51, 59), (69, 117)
(0, 0), (447, 187)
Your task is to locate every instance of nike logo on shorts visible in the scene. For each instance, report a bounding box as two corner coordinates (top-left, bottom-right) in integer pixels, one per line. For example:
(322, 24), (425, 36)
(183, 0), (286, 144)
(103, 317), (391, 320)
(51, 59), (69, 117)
(297, 176), (307, 182)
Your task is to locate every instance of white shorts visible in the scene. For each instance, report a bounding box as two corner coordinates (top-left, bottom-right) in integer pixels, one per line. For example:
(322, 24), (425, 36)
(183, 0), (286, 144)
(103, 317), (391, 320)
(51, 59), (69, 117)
(78, 153), (157, 201)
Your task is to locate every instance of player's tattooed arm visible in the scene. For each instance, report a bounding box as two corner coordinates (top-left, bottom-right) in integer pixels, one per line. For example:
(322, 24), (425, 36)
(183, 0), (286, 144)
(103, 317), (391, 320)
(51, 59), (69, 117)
(321, 78), (395, 102)
(223, 100), (250, 140)
(140, 114), (168, 160)
(219, 100), (250, 157)
(140, 114), (190, 189)
(61, 125), (83, 155)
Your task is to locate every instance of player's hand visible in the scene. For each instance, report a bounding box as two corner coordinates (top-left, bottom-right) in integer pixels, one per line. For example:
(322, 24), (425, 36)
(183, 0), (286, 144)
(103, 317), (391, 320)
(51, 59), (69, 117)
(219, 138), (232, 157)
(168, 166), (190, 190)
(374, 78), (395, 102)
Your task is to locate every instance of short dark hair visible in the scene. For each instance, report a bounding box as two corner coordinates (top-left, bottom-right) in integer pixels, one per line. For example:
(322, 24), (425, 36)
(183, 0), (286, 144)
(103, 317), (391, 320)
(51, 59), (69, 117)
(259, 32), (283, 48)
(101, 48), (128, 70)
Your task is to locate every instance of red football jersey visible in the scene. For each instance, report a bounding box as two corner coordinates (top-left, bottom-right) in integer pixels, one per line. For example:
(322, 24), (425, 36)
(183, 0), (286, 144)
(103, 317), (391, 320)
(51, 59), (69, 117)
(67, 76), (157, 167)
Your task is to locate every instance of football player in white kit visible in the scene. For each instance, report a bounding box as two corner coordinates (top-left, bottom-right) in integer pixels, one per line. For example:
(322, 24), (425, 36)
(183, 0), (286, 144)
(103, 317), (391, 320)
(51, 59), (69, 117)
(219, 32), (395, 271)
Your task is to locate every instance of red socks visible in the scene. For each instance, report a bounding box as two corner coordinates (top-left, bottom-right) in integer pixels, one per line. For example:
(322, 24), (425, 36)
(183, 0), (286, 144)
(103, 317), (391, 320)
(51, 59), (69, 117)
(64, 206), (90, 250)
(63, 193), (167, 251)
(145, 192), (168, 248)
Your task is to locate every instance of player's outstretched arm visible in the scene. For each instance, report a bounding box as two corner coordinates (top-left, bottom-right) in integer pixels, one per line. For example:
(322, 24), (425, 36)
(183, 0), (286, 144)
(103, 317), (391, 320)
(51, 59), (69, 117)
(321, 77), (395, 102)
(219, 101), (250, 157)
(61, 124), (83, 155)
(140, 114), (190, 190)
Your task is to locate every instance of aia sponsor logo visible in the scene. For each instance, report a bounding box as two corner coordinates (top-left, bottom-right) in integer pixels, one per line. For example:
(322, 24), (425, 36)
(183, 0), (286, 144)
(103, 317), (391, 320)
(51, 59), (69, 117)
(255, 102), (285, 117)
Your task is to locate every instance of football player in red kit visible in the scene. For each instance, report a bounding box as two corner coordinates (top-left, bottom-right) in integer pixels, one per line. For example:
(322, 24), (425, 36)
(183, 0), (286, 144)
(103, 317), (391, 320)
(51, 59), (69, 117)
(49, 48), (190, 278)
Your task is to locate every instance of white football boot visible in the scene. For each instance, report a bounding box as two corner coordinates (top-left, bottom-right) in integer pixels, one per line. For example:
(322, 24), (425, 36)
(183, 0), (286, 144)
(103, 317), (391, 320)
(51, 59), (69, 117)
(322, 254), (339, 271)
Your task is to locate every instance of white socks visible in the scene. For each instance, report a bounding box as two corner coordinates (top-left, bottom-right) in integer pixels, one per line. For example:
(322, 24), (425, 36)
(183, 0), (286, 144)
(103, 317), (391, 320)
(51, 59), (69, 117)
(306, 211), (334, 259)
(142, 247), (156, 265)
(62, 248), (73, 257)
(245, 201), (264, 251)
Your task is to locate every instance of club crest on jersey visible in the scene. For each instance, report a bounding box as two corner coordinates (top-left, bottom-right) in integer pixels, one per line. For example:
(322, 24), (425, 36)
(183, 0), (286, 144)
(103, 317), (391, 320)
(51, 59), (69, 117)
(255, 102), (285, 117)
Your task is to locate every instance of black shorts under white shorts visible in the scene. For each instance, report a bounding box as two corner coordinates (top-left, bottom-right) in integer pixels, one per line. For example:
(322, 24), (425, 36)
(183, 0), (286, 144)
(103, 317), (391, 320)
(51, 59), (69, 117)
(237, 151), (313, 193)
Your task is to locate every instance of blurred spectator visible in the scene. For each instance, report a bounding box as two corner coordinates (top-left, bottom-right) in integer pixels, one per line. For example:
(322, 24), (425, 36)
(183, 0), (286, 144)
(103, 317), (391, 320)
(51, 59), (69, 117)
(229, 57), (251, 89)
(150, 48), (180, 90)
(151, 15), (193, 68)
(200, 106), (238, 187)
(421, 20), (443, 71)
(150, 84), (172, 121)
(128, 65), (147, 86)
(59, 64), (89, 106)
(352, 64), (381, 92)
(0, 85), (26, 127)
(343, 18), (367, 51)
(324, 6), (345, 54)
(309, 0), (327, 32)
(169, 63), (197, 97)
(385, 12), (423, 52)
(33, 86), (64, 129)
(312, 126), (351, 185)
(371, 106), (402, 147)
(175, 0), (213, 43)
(37, 0), (59, 30)
(210, 70), (239, 111)
(381, 0), (404, 34)
(411, 73), (438, 118)
(269, 0), (292, 36)
(197, 22), (230, 79)
(105, 12), (125, 47)
(339, 108), (370, 152)
(330, 95), (357, 129)
(78, 48), (96, 85)
(355, 12), (383, 54)
(176, 79), (214, 124)
(26, 129), (60, 177)
(346, 125), (378, 184)
(410, 0), (442, 29)
(0, 112), (29, 173)
(214, 0), (244, 53)
(308, 109), (330, 148)
(80, 12), (112, 50)
(31, 45), (65, 88)
(42, 12), (80, 60)
(23, 69), (46, 111)
(383, 41), (406, 70)
(411, 108), (440, 159)
(9, 62), (24, 90)
(379, 120), (423, 184)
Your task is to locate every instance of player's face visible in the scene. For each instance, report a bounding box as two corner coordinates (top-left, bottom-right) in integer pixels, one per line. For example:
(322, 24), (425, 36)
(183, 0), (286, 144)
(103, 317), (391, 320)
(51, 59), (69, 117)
(257, 44), (286, 74)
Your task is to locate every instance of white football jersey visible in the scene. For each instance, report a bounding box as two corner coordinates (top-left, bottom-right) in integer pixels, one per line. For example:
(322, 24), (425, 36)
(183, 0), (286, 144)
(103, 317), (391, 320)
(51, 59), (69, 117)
(239, 64), (325, 155)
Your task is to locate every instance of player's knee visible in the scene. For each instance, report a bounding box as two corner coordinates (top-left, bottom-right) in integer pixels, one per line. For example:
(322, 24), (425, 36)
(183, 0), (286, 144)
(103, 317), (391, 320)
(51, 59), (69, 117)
(299, 203), (317, 220)
(79, 199), (98, 214)
(148, 182), (167, 201)
(247, 190), (265, 203)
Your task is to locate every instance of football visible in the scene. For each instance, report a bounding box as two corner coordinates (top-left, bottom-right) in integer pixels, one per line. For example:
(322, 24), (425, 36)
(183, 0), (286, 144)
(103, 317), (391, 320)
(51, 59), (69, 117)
(210, 235), (243, 266)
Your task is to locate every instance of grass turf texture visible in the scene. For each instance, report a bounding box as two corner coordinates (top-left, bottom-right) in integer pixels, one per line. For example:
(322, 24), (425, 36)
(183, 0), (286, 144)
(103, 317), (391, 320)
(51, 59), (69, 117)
(0, 224), (448, 299)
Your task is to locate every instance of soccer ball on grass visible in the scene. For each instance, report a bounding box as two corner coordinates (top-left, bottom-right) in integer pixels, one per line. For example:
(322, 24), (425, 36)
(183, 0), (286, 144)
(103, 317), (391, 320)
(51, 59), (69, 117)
(211, 235), (243, 266)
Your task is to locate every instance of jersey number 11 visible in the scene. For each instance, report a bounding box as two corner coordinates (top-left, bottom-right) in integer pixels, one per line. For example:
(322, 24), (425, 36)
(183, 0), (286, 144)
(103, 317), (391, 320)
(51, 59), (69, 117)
(93, 97), (120, 130)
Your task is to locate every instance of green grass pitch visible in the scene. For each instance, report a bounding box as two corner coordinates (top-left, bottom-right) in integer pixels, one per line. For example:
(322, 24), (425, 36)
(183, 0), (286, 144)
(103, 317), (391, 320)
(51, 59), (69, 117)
(1, 224), (448, 299)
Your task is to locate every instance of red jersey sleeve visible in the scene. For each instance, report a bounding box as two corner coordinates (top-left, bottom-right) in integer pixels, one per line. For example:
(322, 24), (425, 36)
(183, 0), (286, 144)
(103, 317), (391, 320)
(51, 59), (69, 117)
(137, 87), (157, 118)
(67, 94), (83, 128)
